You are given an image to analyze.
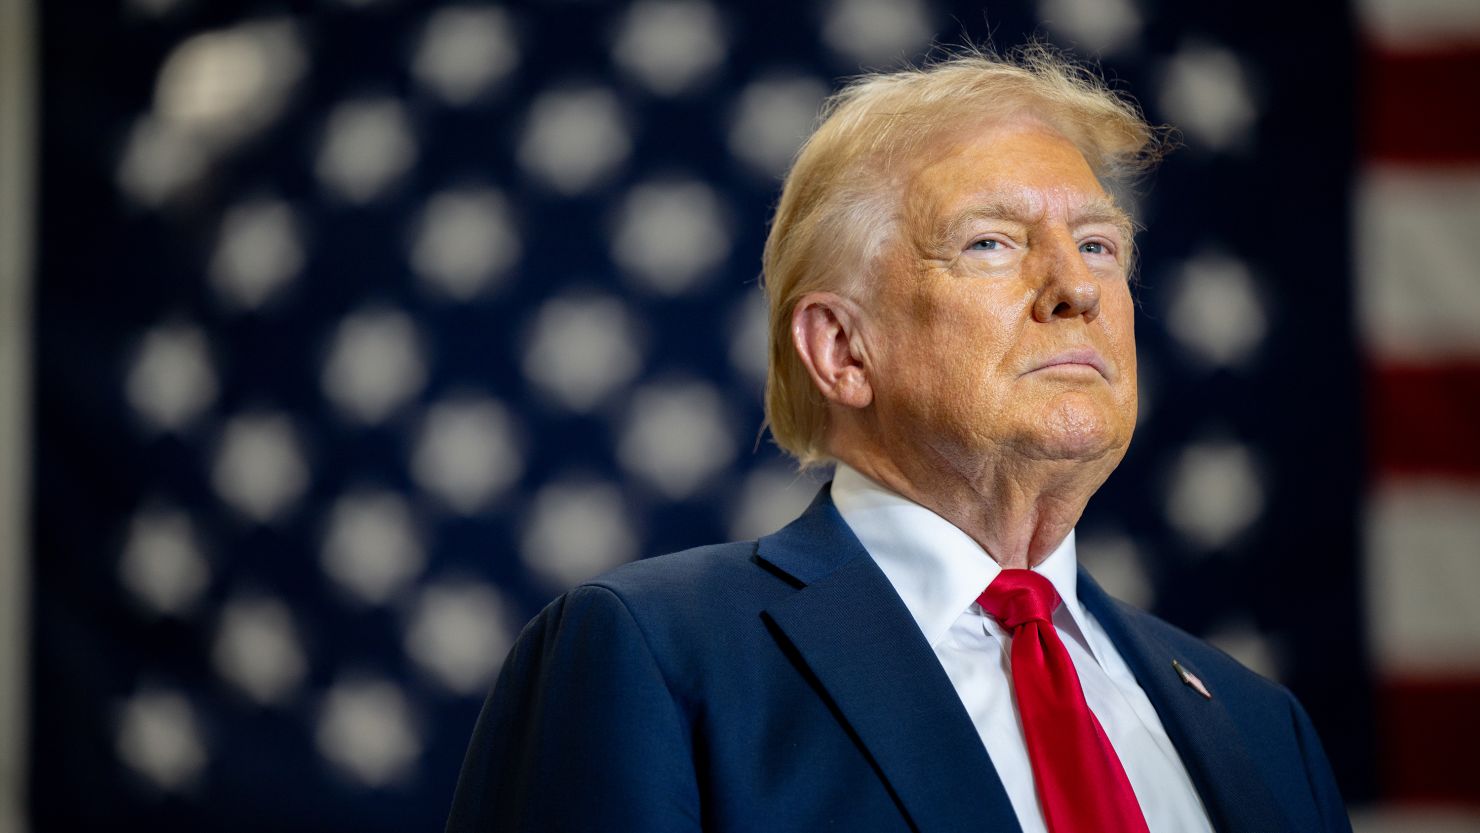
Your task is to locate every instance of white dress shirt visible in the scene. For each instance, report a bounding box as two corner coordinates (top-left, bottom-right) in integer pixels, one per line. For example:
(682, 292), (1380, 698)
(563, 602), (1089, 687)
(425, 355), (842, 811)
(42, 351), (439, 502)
(830, 464), (1214, 833)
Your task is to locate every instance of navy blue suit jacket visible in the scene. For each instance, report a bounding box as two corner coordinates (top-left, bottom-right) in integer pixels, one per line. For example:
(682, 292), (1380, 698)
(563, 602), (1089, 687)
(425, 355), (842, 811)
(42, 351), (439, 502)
(447, 487), (1351, 832)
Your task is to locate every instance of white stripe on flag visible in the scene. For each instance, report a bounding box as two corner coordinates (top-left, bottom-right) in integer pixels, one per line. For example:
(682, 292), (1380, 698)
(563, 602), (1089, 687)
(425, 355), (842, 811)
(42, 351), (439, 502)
(1352, 807), (1480, 833)
(1357, 169), (1480, 361)
(1358, 0), (1480, 46)
(1365, 481), (1480, 673)
(0, 0), (33, 830)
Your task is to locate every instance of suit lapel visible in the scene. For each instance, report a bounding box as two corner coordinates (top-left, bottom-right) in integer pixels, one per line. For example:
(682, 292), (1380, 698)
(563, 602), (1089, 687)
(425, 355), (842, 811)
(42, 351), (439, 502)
(1077, 569), (1296, 833)
(757, 489), (1022, 833)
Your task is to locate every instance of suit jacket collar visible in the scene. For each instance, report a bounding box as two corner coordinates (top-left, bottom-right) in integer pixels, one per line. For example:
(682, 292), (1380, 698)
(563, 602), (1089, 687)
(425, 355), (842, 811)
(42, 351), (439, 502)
(1077, 571), (1296, 833)
(758, 485), (1295, 833)
(757, 485), (1023, 833)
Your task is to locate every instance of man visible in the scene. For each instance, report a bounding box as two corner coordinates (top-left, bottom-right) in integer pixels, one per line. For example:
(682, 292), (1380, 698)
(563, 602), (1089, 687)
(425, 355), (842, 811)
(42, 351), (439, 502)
(447, 47), (1351, 833)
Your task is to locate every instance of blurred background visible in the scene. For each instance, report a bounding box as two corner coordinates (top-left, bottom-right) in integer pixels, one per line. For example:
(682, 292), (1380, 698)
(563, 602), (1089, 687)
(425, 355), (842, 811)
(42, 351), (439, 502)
(1, 0), (1477, 830)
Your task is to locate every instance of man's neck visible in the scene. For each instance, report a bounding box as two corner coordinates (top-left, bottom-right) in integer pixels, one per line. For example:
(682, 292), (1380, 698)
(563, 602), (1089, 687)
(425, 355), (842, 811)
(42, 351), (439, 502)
(836, 443), (1109, 570)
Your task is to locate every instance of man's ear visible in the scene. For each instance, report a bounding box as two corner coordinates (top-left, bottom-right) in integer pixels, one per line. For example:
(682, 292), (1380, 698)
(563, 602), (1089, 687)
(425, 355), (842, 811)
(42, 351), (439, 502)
(791, 292), (873, 410)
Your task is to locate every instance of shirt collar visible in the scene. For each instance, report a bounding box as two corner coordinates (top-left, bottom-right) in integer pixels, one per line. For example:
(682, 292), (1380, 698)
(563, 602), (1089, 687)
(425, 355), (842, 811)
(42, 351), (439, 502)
(830, 463), (1092, 651)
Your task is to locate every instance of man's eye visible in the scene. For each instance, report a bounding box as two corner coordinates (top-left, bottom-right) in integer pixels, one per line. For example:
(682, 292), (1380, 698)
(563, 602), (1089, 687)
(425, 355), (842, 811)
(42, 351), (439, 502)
(1080, 240), (1111, 255)
(969, 239), (1000, 251)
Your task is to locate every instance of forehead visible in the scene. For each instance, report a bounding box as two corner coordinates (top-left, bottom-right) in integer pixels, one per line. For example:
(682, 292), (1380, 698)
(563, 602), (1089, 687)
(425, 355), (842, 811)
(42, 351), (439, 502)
(904, 119), (1110, 223)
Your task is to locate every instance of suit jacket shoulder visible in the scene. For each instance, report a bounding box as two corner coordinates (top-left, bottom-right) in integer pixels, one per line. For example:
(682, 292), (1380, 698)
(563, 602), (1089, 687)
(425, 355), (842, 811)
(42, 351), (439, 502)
(1112, 594), (1291, 707)
(447, 489), (1352, 833)
(1078, 577), (1352, 833)
(448, 498), (994, 833)
(578, 539), (798, 698)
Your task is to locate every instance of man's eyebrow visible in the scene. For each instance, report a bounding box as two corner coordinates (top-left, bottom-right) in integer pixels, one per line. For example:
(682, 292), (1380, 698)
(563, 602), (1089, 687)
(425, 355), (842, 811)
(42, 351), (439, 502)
(932, 195), (1132, 249)
(934, 197), (1036, 246)
(1069, 198), (1132, 231)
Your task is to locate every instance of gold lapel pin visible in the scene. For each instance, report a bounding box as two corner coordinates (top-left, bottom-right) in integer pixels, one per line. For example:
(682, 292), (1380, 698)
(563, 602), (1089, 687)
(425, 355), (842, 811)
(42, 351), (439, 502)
(1172, 659), (1212, 700)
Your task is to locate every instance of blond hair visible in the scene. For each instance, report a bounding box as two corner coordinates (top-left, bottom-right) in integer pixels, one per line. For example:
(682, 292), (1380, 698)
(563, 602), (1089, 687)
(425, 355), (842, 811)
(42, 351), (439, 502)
(761, 45), (1164, 468)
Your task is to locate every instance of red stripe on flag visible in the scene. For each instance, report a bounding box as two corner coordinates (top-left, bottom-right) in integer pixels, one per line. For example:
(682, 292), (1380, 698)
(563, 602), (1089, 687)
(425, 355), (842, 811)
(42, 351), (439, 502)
(1378, 675), (1480, 806)
(1368, 361), (1480, 480)
(1365, 44), (1480, 165)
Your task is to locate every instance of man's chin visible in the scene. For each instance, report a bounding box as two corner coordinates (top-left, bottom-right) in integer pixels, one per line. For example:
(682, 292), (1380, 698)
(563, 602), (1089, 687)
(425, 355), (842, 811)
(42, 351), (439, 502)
(1013, 433), (1123, 464)
(1008, 411), (1131, 464)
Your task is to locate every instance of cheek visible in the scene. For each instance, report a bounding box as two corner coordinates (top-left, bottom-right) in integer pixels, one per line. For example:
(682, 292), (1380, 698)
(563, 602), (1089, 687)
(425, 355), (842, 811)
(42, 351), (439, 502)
(1102, 292), (1139, 426)
(873, 271), (1031, 407)
(918, 280), (1025, 353)
(1113, 325), (1137, 401)
(877, 305), (1007, 426)
(1101, 287), (1137, 365)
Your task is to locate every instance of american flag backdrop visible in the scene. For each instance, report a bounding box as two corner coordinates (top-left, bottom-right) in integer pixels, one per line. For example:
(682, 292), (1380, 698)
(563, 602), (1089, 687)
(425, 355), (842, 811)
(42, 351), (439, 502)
(8, 0), (1478, 830)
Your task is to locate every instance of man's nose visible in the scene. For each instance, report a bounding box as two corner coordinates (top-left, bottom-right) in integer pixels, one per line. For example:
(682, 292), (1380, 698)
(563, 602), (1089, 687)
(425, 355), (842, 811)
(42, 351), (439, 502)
(1030, 236), (1101, 323)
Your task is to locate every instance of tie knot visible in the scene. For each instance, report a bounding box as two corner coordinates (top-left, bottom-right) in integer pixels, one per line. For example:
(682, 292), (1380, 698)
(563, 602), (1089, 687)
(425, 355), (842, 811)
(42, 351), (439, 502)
(977, 569), (1061, 629)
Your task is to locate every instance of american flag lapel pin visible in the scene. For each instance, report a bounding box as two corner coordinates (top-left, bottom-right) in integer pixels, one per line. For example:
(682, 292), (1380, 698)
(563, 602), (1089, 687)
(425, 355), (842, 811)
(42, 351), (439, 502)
(1172, 659), (1212, 700)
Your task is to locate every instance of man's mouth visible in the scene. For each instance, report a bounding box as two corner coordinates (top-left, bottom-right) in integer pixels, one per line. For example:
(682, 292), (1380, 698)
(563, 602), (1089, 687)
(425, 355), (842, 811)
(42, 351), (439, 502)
(1028, 348), (1109, 379)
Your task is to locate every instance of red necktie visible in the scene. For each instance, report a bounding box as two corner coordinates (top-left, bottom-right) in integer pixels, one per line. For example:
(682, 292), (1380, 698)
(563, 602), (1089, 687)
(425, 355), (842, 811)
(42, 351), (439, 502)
(977, 569), (1150, 833)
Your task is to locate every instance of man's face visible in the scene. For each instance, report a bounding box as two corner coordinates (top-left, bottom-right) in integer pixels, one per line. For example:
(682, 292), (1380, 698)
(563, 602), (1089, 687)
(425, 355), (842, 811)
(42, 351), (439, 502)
(861, 119), (1138, 474)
